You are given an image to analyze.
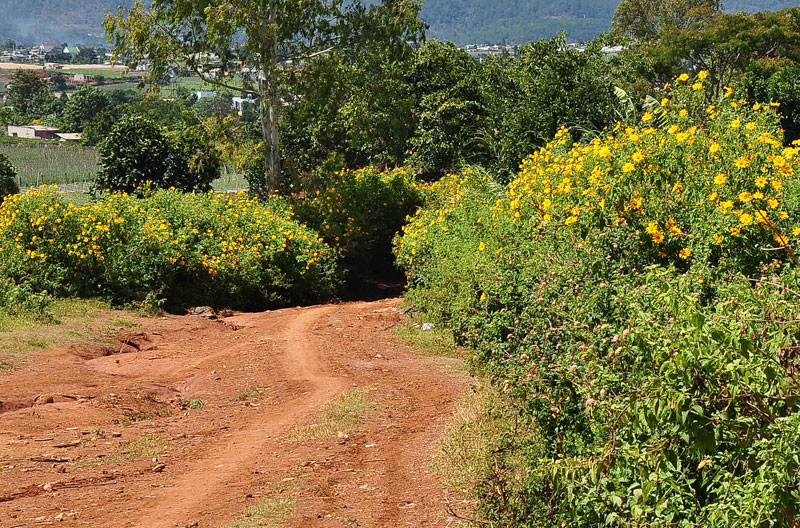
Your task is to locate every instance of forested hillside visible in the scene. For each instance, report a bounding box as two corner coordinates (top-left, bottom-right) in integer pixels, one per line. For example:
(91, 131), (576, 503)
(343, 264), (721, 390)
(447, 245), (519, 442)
(0, 0), (122, 43)
(0, 0), (798, 45)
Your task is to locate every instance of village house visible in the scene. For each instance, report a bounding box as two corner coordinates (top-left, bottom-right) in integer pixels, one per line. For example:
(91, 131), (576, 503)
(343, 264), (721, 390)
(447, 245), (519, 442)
(7, 125), (62, 140)
(67, 73), (94, 84)
(232, 96), (257, 113)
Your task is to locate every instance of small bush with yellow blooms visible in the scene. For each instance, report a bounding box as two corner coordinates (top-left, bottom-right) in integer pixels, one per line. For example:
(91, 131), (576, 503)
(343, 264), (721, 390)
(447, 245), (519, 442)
(395, 73), (800, 526)
(0, 187), (340, 311)
(293, 166), (423, 270)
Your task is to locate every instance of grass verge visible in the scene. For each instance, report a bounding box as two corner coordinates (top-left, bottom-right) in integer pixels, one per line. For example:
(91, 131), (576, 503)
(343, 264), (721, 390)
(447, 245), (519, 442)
(394, 314), (529, 527)
(0, 298), (118, 370)
(393, 318), (460, 358)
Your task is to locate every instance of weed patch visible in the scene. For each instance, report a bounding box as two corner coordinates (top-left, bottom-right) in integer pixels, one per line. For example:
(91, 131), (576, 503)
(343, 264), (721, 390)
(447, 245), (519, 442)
(234, 387), (261, 402)
(224, 497), (295, 528)
(81, 434), (168, 467)
(0, 298), (119, 369)
(294, 388), (373, 441)
(393, 316), (461, 359)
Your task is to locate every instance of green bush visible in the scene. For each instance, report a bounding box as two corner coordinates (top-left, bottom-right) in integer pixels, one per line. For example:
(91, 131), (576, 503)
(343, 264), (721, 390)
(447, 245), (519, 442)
(0, 187), (340, 311)
(741, 61), (800, 143)
(292, 166), (423, 270)
(395, 73), (800, 526)
(96, 115), (221, 193)
(61, 85), (112, 134)
(0, 152), (19, 197)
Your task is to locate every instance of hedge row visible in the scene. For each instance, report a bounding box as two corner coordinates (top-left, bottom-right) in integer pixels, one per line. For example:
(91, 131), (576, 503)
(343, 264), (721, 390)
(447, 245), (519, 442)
(395, 73), (800, 526)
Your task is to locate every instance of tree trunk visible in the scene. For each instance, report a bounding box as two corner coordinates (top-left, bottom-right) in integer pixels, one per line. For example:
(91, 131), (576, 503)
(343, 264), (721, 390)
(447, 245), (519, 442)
(267, 70), (280, 193)
(259, 93), (272, 193)
(259, 6), (280, 195)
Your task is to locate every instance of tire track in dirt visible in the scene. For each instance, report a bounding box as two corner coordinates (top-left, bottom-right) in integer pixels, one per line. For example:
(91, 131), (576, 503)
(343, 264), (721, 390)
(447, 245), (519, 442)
(0, 299), (467, 528)
(119, 306), (350, 528)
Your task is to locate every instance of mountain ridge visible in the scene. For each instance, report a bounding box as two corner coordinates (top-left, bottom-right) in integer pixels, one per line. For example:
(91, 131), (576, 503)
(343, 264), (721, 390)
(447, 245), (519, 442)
(0, 0), (797, 46)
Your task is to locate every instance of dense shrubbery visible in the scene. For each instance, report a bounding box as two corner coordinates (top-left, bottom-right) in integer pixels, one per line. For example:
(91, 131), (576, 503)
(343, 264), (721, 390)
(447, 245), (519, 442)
(0, 187), (339, 311)
(292, 166), (423, 269)
(395, 73), (800, 526)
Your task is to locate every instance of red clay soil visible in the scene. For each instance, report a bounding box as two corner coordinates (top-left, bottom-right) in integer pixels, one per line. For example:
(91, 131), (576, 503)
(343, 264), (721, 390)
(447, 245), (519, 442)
(0, 299), (468, 528)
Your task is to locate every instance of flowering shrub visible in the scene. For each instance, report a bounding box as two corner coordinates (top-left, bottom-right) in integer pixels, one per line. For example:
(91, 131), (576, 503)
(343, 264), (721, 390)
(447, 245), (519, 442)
(395, 74), (800, 526)
(0, 187), (339, 310)
(400, 74), (800, 277)
(293, 166), (423, 269)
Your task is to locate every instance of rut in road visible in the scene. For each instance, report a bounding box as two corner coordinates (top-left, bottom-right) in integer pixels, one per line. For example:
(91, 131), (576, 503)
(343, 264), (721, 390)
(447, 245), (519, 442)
(0, 298), (468, 528)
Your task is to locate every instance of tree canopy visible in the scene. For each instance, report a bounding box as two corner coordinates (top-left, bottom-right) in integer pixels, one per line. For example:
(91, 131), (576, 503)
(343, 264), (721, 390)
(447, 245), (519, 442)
(105, 0), (422, 193)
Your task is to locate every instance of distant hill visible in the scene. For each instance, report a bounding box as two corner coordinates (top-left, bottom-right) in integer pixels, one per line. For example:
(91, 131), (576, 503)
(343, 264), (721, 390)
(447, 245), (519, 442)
(0, 0), (798, 46)
(420, 0), (800, 44)
(0, 0), (124, 44)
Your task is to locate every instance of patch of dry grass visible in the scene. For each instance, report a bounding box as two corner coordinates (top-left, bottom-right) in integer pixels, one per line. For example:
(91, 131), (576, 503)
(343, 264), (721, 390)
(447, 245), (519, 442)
(80, 434), (169, 467)
(0, 299), (119, 370)
(293, 388), (373, 441)
(223, 497), (295, 528)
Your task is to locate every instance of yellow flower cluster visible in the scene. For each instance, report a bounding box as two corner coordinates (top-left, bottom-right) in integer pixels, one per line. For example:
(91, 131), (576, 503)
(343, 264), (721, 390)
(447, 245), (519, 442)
(396, 168), (496, 268)
(496, 75), (798, 262)
(294, 166), (421, 261)
(397, 72), (799, 270)
(0, 186), (335, 297)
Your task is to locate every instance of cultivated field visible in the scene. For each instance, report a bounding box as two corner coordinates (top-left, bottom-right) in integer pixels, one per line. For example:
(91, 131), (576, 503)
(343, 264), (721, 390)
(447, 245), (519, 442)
(0, 141), (248, 194)
(0, 143), (98, 187)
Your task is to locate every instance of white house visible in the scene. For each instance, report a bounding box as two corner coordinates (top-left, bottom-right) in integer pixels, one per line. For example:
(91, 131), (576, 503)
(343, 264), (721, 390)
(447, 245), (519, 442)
(7, 125), (61, 140)
(232, 96), (257, 112)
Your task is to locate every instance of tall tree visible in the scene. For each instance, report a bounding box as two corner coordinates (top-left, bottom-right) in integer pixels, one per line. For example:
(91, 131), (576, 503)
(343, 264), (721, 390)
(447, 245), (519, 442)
(62, 85), (112, 133)
(612, 6), (800, 96)
(612, 0), (719, 42)
(6, 70), (49, 117)
(671, 9), (800, 93)
(281, 0), (425, 181)
(406, 40), (485, 178)
(105, 0), (410, 194)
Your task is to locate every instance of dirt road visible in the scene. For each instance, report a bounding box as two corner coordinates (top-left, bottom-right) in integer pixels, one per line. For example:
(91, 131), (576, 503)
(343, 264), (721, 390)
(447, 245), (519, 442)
(0, 299), (466, 528)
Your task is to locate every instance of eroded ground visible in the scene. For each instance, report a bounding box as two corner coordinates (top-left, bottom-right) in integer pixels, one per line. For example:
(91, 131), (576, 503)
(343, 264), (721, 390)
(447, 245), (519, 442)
(0, 299), (467, 528)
